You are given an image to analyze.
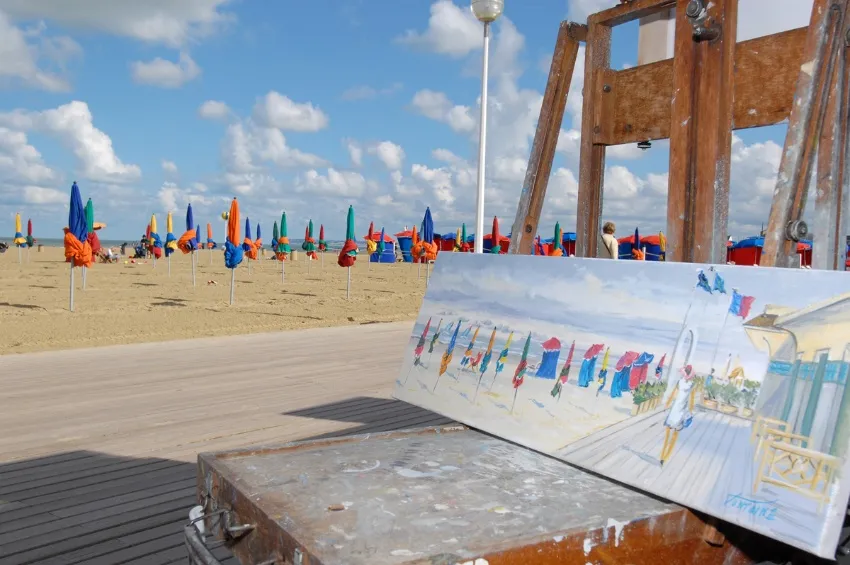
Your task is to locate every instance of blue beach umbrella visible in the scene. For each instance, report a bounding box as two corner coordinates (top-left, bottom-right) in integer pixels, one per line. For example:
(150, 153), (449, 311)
(422, 207), (434, 244)
(186, 204), (197, 250)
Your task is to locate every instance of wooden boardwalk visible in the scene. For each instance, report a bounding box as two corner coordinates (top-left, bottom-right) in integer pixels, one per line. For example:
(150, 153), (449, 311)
(0, 322), (451, 565)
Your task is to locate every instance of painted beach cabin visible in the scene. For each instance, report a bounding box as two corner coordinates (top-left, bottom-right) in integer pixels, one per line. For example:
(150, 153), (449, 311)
(744, 293), (850, 459)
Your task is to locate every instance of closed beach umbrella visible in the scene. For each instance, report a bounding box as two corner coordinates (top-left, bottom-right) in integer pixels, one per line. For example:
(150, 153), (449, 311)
(165, 212), (177, 257)
(65, 182), (93, 311)
(26, 219), (34, 247)
(318, 224), (327, 251)
(490, 216), (501, 254)
(337, 205), (358, 298)
(552, 222), (563, 257)
(224, 198), (243, 304)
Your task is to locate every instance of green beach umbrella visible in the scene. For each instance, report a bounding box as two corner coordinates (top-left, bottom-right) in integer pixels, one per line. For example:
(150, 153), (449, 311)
(272, 221), (279, 249)
(278, 212), (291, 253)
(85, 198), (94, 234)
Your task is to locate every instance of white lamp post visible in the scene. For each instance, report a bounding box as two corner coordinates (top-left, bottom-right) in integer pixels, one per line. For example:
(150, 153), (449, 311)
(471, 0), (504, 253)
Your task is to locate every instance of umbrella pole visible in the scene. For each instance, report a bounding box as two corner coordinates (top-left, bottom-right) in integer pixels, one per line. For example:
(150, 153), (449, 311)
(168, 255), (171, 277)
(282, 259), (285, 283)
(192, 251), (197, 287)
(82, 266), (87, 290)
(511, 388), (519, 414)
(307, 256), (310, 276)
(209, 248), (212, 265)
(425, 262), (430, 287)
(153, 254), (156, 269)
(18, 246), (21, 264)
(69, 259), (75, 312)
(27, 247), (30, 263)
(321, 250), (324, 269)
(417, 261), (421, 279)
(230, 268), (235, 305)
(248, 259), (251, 275)
(346, 266), (351, 300)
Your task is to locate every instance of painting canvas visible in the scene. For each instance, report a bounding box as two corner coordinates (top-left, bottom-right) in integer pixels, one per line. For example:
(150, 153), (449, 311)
(393, 253), (850, 558)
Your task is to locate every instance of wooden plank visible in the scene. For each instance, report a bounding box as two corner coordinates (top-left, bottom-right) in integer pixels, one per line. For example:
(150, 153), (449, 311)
(589, 0), (675, 27)
(593, 28), (807, 146)
(762, 0), (847, 268)
(509, 22), (582, 255)
(666, 0), (737, 264)
(0, 508), (189, 565)
(575, 22), (611, 258)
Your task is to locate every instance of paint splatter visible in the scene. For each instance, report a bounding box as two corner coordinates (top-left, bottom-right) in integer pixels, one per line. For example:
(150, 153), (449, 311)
(390, 549), (422, 557)
(531, 399), (545, 408)
(607, 517), (628, 547)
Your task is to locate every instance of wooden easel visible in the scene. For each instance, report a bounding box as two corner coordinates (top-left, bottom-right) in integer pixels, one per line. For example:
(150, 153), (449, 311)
(509, 0), (849, 274)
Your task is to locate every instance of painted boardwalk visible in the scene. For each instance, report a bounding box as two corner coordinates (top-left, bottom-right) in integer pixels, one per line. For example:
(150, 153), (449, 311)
(559, 408), (826, 550)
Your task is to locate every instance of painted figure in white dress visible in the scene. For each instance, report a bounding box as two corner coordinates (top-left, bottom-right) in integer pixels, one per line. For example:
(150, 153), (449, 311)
(659, 365), (697, 466)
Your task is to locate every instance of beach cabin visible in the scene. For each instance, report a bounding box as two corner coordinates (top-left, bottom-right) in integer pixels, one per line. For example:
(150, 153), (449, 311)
(439, 232), (456, 252)
(744, 294), (850, 458)
(394, 230), (413, 262)
(728, 236), (812, 267)
(364, 232), (396, 263)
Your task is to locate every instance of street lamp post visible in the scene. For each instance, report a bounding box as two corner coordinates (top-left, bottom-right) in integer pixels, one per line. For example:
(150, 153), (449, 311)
(471, 0), (504, 254)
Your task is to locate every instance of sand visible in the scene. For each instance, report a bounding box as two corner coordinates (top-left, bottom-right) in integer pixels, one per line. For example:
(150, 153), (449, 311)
(0, 246), (428, 355)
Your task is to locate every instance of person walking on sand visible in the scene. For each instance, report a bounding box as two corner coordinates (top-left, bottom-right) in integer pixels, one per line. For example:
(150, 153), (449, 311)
(598, 221), (618, 259)
(659, 364), (697, 466)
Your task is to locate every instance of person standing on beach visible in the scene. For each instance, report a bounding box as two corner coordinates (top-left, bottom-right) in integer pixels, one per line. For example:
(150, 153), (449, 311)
(598, 221), (618, 259)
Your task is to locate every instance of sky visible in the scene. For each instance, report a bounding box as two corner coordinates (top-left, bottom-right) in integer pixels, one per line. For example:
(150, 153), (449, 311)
(0, 0), (816, 241)
(415, 253), (850, 381)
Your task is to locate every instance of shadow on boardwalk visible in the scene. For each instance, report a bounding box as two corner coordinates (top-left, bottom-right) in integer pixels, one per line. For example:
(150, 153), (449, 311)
(0, 398), (449, 565)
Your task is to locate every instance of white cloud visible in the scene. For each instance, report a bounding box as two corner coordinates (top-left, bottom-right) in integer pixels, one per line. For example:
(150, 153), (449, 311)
(411, 89), (476, 133)
(252, 92), (329, 132)
(0, 101), (141, 184)
(345, 139), (363, 167)
(130, 52), (200, 88)
(0, 127), (57, 185)
(0, 0), (235, 48)
(22, 185), (66, 204)
(158, 180), (214, 211)
(368, 141), (405, 170)
(0, 12), (80, 91)
(397, 0), (481, 57)
(295, 168), (371, 198)
(162, 160), (178, 174)
(198, 100), (231, 120)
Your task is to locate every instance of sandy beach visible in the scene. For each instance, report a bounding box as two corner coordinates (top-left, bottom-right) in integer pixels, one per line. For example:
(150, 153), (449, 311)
(0, 246), (426, 355)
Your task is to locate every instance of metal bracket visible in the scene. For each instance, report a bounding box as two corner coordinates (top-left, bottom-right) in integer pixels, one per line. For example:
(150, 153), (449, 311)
(785, 219), (809, 242)
(686, 0), (722, 42)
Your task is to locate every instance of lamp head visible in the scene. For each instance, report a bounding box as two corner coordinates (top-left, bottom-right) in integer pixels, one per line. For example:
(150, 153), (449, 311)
(471, 0), (504, 23)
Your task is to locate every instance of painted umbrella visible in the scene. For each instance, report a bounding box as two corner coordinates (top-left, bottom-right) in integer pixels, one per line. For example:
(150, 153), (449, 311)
(427, 318), (443, 354)
(474, 327), (498, 401)
(435, 319), (462, 391)
(551, 340), (576, 399)
(26, 219), (34, 247)
(511, 332), (533, 412)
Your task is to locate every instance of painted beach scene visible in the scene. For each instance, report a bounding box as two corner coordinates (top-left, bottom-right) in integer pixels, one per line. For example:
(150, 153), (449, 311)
(393, 252), (850, 558)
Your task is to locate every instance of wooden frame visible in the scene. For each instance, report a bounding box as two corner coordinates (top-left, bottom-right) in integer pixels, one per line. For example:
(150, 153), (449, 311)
(509, 0), (848, 270)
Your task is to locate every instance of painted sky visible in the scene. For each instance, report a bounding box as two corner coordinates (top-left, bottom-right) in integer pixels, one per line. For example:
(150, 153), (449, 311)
(417, 254), (850, 379)
(0, 0), (817, 241)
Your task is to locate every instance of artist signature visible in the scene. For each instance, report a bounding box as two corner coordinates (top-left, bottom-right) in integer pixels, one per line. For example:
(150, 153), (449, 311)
(724, 494), (778, 521)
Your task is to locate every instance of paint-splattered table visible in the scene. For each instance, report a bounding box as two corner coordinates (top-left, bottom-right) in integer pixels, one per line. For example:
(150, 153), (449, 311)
(189, 426), (765, 564)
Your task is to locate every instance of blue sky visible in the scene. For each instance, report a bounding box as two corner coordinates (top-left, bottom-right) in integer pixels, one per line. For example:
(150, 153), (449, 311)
(0, 0), (814, 241)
